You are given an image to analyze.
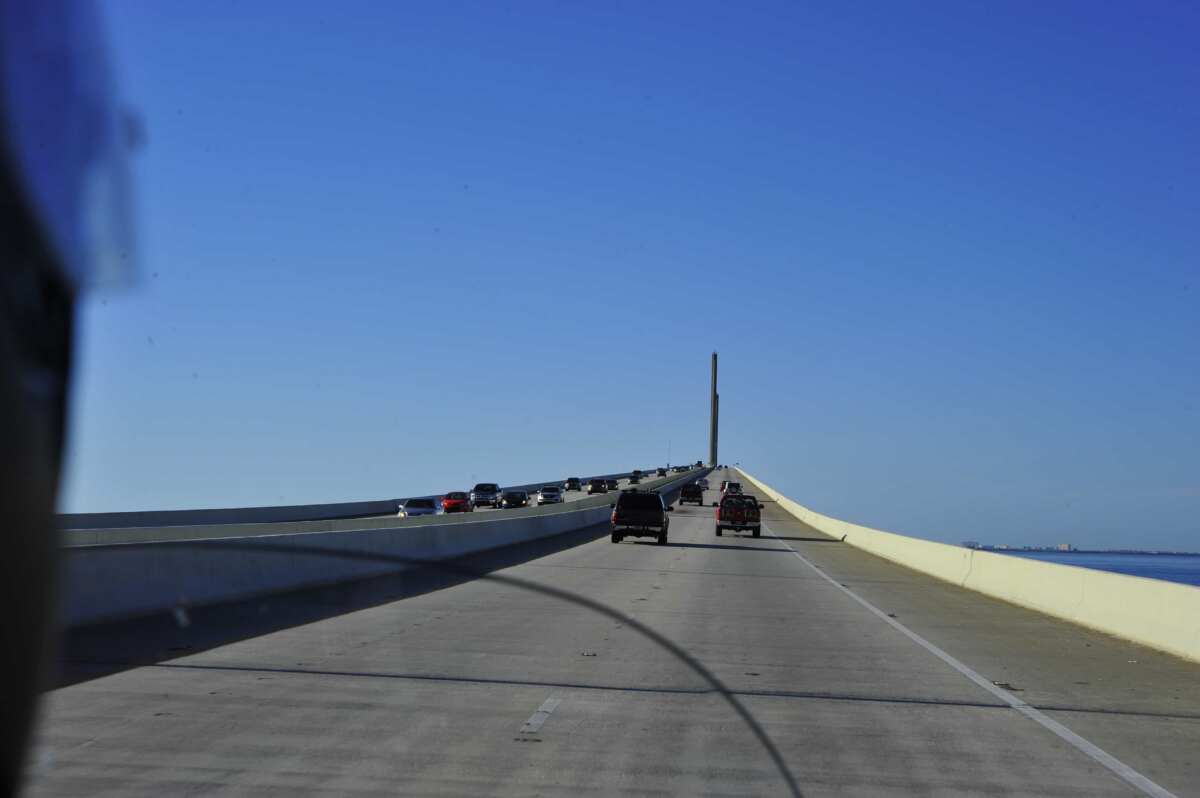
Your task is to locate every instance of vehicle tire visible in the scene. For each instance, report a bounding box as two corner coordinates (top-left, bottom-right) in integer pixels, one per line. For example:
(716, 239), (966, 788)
(611, 531), (621, 543)
(715, 525), (723, 536)
(752, 526), (761, 538)
(658, 531), (667, 545)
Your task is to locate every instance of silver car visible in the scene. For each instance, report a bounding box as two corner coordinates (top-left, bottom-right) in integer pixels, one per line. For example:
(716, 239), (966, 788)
(537, 485), (564, 505)
(397, 497), (439, 518)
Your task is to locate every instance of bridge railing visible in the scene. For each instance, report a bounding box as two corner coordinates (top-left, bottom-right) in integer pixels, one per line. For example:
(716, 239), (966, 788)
(737, 468), (1200, 664)
(60, 468), (710, 628)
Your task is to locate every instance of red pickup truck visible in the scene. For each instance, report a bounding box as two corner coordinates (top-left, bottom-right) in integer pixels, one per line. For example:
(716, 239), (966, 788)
(715, 494), (761, 537)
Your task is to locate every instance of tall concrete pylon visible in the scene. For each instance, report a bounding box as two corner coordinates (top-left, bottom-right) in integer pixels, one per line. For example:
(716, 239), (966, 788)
(709, 352), (718, 466)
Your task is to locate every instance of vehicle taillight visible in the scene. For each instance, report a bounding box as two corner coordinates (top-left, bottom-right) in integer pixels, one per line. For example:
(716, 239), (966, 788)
(610, 510), (617, 524)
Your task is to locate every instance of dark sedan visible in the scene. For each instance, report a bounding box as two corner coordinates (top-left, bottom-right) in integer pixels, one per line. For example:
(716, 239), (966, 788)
(498, 490), (529, 509)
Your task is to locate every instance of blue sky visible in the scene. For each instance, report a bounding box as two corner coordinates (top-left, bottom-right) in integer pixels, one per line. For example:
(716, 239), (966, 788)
(64, 1), (1199, 549)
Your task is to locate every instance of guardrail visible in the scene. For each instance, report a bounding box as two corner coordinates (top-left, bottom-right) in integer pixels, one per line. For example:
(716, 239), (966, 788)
(61, 468), (709, 627)
(737, 468), (1200, 664)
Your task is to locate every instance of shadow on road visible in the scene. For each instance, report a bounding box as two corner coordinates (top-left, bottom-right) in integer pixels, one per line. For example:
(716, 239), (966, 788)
(626, 540), (793, 553)
(58, 482), (698, 690)
(768, 535), (841, 543)
(56, 520), (614, 689)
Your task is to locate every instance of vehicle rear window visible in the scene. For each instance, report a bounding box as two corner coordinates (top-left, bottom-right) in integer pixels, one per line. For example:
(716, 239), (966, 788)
(541, 486), (559, 492)
(407, 498), (435, 509)
(474, 483), (498, 491)
(618, 494), (662, 511)
(446, 492), (467, 499)
(503, 491), (525, 499)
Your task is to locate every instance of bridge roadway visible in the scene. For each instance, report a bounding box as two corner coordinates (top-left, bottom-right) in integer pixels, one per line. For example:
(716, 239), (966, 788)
(29, 469), (1200, 796)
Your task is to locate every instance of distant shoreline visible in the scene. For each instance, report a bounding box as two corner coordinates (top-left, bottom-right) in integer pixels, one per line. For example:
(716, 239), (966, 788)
(978, 548), (1200, 557)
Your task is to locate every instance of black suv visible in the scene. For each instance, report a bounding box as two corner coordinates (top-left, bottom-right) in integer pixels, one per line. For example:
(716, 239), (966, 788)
(655, 467), (667, 477)
(564, 477), (582, 492)
(469, 482), (501, 508)
(678, 483), (704, 505)
(611, 489), (671, 544)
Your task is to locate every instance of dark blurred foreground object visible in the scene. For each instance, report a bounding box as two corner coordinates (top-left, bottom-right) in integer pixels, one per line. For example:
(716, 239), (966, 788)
(0, 1), (134, 794)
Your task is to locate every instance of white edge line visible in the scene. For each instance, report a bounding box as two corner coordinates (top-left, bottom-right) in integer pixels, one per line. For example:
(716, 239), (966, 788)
(762, 520), (1178, 798)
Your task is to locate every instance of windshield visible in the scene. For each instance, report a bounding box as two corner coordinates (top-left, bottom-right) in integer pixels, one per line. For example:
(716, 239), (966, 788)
(28, 4), (1199, 798)
(619, 494), (663, 511)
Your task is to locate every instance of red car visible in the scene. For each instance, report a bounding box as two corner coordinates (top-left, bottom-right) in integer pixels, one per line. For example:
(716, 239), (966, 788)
(441, 491), (473, 513)
(715, 494), (760, 537)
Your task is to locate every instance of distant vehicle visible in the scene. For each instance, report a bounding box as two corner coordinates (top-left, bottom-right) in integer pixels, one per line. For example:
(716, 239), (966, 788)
(611, 489), (671, 544)
(719, 480), (729, 492)
(587, 478), (608, 495)
(470, 482), (501, 508)
(695, 460), (703, 467)
(397, 497), (439, 518)
(656, 467), (667, 477)
(537, 485), (563, 505)
(441, 491), (473, 513)
(716, 494), (761, 537)
(722, 481), (743, 496)
(673, 466), (688, 473)
(628, 473), (641, 484)
(565, 477), (582, 492)
(605, 478), (619, 491)
(697, 478), (709, 489)
(678, 483), (704, 505)
(499, 490), (529, 509)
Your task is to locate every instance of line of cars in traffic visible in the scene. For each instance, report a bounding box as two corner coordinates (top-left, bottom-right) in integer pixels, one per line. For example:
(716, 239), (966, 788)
(397, 465), (702, 518)
(609, 474), (764, 544)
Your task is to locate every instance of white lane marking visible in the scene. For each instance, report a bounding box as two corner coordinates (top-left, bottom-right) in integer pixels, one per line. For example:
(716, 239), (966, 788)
(763, 521), (1178, 798)
(518, 697), (562, 735)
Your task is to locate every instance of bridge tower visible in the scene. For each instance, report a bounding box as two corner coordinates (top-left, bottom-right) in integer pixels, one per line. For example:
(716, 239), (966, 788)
(709, 352), (718, 466)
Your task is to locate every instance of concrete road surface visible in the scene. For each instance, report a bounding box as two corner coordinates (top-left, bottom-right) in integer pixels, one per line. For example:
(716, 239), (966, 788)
(28, 469), (1200, 796)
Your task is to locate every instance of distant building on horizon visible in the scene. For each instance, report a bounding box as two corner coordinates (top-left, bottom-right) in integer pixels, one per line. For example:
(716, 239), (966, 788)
(963, 541), (980, 549)
(1057, 543), (1074, 552)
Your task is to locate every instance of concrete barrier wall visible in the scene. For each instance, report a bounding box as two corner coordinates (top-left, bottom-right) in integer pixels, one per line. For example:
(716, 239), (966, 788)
(62, 470), (692, 546)
(62, 468), (707, 627)
(59, 468), (663, 529)
(737, 468), (1200, 663)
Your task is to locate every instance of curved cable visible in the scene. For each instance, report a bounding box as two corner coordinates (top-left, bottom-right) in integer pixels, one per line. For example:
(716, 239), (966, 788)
(176, 537), (805, 797)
